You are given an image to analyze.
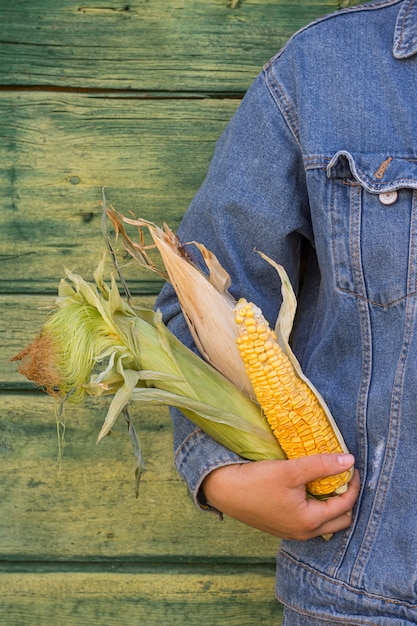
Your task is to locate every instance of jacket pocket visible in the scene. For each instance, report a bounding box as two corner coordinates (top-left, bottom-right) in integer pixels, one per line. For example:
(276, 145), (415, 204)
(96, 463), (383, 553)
(326, 151), (417, 308)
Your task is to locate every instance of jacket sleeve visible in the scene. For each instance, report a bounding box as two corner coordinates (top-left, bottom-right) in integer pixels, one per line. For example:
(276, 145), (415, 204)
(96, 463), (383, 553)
(155, 67), (311, 510)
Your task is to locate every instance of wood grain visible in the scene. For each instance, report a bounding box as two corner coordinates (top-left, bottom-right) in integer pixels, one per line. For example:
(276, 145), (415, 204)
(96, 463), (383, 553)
(0, 568), (283, 625)
(0, 393), (280, 562)
(0, 93), (238, 292)
(0, 0), (362, 92)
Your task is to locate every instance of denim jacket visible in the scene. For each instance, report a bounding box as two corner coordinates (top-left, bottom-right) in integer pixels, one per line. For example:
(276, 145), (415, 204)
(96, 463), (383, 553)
(156, 1), (417, 622)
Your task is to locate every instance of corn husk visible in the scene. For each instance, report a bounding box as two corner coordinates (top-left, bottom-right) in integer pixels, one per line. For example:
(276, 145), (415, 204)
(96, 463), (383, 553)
(12, 253), (284, 461)
(104, 210), (352, 505)
(106, 208), (254, 398)
(106, 207), (350, 453)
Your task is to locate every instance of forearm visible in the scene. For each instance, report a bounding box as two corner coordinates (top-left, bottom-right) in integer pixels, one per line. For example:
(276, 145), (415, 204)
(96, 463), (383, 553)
(171, 409), (248, 510)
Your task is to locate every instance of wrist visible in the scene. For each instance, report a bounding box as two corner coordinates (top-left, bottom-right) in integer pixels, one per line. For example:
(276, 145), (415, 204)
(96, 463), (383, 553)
(201, 463), (244, 510)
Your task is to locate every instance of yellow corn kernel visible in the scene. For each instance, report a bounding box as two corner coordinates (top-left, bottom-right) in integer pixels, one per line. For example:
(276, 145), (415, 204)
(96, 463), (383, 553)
(234, 299), (351, 497)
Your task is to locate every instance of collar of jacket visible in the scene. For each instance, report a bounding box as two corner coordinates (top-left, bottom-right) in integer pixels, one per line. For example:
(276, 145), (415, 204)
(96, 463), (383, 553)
(394, 0), (417, 58)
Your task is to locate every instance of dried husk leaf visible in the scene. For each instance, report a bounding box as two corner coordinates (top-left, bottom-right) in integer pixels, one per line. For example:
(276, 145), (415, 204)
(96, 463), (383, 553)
(107, 208), (254, 397)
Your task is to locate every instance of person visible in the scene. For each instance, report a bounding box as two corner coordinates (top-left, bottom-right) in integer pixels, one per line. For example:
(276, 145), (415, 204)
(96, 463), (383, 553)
(156, 0), (417, 623)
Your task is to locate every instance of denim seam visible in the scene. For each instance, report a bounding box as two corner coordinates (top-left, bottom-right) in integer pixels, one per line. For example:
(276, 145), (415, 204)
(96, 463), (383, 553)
(330, 175), (339, 292)
(263, 67), (301, 148)
(280, 600), (377, 625)
(350, 184), (366, 301)
(174, 426), (204, 464)
(332, 292), (372, 580)
(278, 549), (417, 610)
(349, 191), (417, 587)
(304, 156), (329, 169)
(328, 184), (372, 579)
(396, 0), (416, 54)
(336, 286), (417, 308)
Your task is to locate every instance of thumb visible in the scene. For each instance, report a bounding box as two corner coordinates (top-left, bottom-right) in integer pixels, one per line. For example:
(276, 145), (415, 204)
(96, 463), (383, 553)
(288, 453), (355, 487)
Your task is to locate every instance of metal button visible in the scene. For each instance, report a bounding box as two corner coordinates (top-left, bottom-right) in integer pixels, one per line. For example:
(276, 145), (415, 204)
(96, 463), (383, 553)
(379, 191), (398, 205)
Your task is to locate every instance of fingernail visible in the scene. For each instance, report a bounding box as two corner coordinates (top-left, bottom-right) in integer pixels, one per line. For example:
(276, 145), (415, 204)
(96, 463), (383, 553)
(337, 453), (354, 467)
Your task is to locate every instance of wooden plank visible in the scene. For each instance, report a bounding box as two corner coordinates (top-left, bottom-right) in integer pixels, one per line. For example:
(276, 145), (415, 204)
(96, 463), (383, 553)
(0, 393), (280, 561)
(0, 92), (239, 293)
(0, 568), (283, 625)
(0, 0), (364, 93)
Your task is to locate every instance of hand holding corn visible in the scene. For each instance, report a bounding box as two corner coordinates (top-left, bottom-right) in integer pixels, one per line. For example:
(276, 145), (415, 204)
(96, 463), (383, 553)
(202, 456), (359, 541)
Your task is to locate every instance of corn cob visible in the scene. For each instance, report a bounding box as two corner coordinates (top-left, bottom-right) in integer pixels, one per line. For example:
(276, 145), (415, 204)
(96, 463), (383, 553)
(234, 298), (351, 497)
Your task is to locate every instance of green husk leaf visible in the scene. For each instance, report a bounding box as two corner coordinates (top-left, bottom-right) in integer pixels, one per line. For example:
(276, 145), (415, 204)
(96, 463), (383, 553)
(130, 387), (284, 460)
(97, 367), (140, 442)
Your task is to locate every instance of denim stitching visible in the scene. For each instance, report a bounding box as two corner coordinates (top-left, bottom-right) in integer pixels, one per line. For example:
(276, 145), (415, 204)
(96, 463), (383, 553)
(337, 287), (417, 309)
(279, 549), (417, 610)
(280, 601), (378, 626)
(174, 425), (204, 462)
(330, 176), (339, 291)
(349, 192), (417, 589)
(328, 187), (372, 579)
(264, 68), (301, 148)
(395, 0), (417, 54)
(350, 184), (366, 301)
(396, 0), (412, 49)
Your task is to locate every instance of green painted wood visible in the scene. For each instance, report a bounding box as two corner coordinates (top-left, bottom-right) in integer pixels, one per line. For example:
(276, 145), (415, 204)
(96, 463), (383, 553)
(0, 392), (280, 562)
(0, 92), (239, 293)
(0, 568), (283, 625)
(0, 1), (369, 619)
(0, 0), (364, 93)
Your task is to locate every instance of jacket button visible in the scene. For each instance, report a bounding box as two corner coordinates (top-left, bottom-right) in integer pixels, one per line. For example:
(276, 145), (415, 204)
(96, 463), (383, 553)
(379, 191), (398, 205)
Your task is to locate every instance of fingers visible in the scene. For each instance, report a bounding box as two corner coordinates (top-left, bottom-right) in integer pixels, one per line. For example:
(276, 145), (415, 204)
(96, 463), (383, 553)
(301, 470), (361, 540)
(287, 452), (355, 489)
(279, 455), (359, 540)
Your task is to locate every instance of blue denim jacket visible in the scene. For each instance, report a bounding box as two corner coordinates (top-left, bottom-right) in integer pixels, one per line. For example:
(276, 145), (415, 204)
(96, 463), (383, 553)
(156, 1), (417, 622)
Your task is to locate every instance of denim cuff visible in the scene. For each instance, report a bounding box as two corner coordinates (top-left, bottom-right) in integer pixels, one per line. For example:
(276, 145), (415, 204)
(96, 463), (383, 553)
(174, 426), (248, 515)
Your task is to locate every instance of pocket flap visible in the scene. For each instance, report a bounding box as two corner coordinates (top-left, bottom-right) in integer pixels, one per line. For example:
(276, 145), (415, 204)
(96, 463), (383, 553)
(326, 151), (417, 193)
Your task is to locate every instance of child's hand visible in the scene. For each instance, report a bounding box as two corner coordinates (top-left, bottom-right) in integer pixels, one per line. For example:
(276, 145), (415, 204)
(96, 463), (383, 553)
(201, 454), (360, 540)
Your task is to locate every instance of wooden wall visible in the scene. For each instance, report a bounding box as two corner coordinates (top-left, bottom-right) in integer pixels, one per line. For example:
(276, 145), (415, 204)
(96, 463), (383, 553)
(1, 1), (362, 624)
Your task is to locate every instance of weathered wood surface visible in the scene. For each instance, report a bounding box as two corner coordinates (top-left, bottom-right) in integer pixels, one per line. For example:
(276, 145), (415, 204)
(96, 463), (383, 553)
(0, 568), (283, 626)
(0, 94), (238, 293)
(0, 0), (361, 92)
(0, 392), (279, 561)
